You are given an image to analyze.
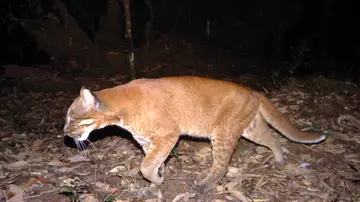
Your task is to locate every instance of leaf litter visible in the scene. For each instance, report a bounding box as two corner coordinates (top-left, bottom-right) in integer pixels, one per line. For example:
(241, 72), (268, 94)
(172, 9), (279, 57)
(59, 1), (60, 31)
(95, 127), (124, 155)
(0, 73), (359, 202)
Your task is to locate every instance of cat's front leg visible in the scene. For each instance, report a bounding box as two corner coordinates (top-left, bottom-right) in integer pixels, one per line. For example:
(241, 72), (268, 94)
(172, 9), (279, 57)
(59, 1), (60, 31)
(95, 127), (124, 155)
(139, 135), (178, 197)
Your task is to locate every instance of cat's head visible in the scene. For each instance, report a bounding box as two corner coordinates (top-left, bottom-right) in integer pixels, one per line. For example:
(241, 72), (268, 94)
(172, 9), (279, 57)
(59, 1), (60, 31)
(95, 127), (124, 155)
(63, 88), (118, 142)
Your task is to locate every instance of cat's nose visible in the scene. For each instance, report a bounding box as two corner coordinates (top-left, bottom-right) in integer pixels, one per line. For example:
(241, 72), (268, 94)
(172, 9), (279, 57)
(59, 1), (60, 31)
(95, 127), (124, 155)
(64, 129), (76, 137)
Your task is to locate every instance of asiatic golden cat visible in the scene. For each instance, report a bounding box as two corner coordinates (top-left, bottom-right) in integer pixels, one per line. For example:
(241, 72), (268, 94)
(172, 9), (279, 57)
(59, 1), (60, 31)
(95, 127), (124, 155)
(63, 76), (326, 195)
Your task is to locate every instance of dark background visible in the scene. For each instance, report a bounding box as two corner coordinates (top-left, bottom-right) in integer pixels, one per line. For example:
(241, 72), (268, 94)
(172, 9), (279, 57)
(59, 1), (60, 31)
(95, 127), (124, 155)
(1, 0), (360, 84)
(0, 2), (359, 201)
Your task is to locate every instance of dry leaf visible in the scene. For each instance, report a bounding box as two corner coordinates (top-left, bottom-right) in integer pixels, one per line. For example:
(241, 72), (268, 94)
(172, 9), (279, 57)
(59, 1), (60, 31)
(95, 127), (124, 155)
(123, 167), (140, 177)
(47, 159), (65, 166)
(255, 146), (269, 154)
(0, 171), (9, 179)
(67, 155), (91, 163)
(23, 178), (40, 189)
(299, 162), (311, 168)
(195, 146), (212, 158)
(31, 139), (44, 149)
(216, 185), (225, 192)
(5, 184), (24, 201)
(23, 176), (51, 188)
(225, 167), (243, 178)
(284, 163), (313, 176)
(80, 194), (99, 202)
(94, 182), (118, 193)
(5, 161), (28, 171)
(321, 143), (346, 154)
(110, 165), (127, 173)
(226, 182), (249, 202)
(172, 192), (196, 202)
(60, 178), (79, 188)
(7, 192), (24, 202)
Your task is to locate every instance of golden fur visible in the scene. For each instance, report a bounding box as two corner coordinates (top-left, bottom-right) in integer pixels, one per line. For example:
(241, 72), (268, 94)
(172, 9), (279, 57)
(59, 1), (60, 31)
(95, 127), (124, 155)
(63, 76), (326, 194)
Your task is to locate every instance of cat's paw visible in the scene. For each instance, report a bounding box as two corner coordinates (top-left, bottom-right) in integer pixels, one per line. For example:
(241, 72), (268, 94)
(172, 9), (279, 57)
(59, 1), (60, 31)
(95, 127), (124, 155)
(273, 160), (285, 170)
(139, 183), (162, 199)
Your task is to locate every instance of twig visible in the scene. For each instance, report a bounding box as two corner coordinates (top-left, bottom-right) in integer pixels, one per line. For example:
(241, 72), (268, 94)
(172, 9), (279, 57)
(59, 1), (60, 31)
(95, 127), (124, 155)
(122, 0), (136, 79)
(24, 195), (41, 200)
(144, 0), (153, 48)
(23, 188), (59, 200)
(102, 187), (120, 202)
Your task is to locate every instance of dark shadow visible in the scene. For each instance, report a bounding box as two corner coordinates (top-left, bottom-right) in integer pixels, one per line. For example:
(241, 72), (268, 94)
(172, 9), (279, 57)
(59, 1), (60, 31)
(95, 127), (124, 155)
(64, 125), (140, 150)
(64, 125), (212, 152)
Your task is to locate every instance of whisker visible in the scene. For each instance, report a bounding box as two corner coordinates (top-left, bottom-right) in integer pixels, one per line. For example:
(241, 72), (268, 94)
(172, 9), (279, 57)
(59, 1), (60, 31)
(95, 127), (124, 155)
(80, 141), (89, 156)
(74, 139), (80, 150)
(79, 141), (85, 150)
(79, 140), (84, 150)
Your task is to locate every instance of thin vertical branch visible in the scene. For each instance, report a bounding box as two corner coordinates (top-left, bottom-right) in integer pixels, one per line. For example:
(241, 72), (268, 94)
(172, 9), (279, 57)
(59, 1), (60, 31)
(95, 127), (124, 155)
(206, 19), (210, 40)
(171, 2), (184, 32)
(122, 0), (136, 79)
(144, 0), (153, 48)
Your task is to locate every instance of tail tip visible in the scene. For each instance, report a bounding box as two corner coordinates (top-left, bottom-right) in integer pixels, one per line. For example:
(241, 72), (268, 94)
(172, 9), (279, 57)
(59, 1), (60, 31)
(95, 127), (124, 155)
(307, 133), (327, 144)
(297, 133), (327, 144)
(318, 134), (327, 142)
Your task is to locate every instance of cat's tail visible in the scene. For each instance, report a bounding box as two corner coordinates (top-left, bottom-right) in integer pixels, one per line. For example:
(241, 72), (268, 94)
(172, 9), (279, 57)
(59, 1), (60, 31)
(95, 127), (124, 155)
(254, 92), (326, 144)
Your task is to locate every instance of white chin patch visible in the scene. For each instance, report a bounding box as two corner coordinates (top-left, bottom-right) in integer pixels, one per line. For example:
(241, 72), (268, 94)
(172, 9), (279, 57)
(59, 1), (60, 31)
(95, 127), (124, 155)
(79, 119), (95, 125)
(77, 125), (97, 141)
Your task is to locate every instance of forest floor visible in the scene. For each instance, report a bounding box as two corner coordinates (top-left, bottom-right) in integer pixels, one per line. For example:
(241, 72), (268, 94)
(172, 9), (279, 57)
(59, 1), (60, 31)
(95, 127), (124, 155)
(0, 38), (360, 202)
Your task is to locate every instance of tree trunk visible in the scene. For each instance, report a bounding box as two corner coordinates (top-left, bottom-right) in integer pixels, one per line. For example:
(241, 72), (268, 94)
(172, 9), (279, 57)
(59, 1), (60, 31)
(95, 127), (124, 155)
(95, 0), (124, 51)
(53, 0), (110, 75)
(24, 0), (110, 76)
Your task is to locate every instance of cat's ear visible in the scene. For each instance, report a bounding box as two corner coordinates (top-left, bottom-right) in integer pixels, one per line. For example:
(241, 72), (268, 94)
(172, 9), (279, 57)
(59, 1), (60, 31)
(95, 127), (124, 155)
(80, 87), (101, 110)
